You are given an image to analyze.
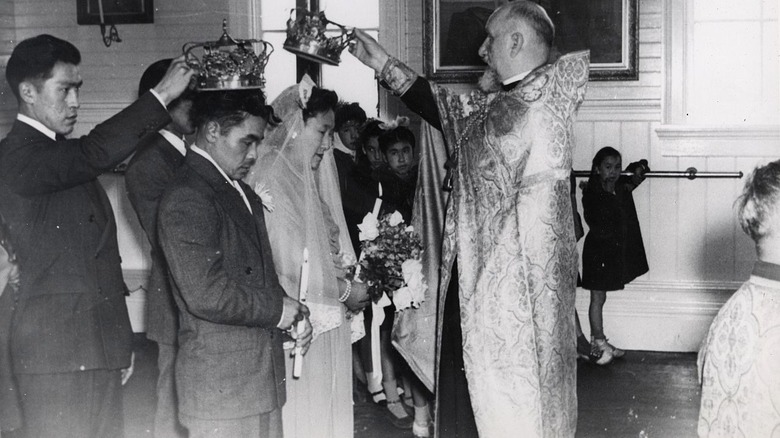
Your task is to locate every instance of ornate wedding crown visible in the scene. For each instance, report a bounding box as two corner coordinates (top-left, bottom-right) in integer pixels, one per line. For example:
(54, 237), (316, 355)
(283, 9), (354, 66)
(183, 20), (273, 91)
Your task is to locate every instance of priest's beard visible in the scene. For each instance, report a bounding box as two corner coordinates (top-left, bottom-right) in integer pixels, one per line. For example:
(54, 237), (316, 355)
(478, 67), (501, 93)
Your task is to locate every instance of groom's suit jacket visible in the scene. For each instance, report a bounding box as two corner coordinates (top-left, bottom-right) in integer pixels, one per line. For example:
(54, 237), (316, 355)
(158, 151), (287, 420)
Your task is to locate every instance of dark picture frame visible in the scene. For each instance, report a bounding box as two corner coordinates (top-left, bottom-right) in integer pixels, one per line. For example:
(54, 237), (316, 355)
(423, 0), (639, 83)
(77, 0), (154, 25)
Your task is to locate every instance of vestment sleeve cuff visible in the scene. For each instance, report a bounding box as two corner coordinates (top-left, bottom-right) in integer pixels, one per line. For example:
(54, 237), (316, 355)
(377, 57), (417, 96)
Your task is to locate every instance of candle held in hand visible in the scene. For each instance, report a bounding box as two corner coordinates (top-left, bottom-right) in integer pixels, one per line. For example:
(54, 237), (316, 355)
(293, 248), (308, 379)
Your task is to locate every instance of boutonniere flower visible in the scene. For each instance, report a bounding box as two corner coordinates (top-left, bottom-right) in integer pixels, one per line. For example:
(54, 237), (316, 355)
(253, 182), (275, 212)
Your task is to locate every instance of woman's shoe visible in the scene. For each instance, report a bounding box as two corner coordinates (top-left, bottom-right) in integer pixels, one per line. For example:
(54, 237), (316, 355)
(413, 420), (432, 438)
(412, 404), (433, 437)
(591, 338), (614, 365)
(370, 389), (386, 404)
(605, 339), (625, 358)
(385, 400), (414, 429)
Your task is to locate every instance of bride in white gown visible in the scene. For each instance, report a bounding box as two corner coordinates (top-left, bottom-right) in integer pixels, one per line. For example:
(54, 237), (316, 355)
(244, 76), (368, 438)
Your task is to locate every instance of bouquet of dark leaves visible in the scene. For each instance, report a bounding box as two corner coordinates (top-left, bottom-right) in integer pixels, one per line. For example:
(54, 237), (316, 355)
(355, 210), (426, 310)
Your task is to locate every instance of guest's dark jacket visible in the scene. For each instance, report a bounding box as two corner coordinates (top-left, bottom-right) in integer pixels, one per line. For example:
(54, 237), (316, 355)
(581, 161), (649, 291)
(158, 151), (287, 420)
(374, 166), (419, 224)
(0, 92), (169, 375)
(334, 150), (380, 254)
(125, 133), (185, 345)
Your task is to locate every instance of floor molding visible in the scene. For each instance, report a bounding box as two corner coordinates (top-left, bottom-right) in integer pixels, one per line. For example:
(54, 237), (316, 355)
(575, 279), (738, 352)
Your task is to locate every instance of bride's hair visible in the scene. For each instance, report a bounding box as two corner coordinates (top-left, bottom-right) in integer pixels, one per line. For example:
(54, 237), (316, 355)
(302, 87), (338, 122)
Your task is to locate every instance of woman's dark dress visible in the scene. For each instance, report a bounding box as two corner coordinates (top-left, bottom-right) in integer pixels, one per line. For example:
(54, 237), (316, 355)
(581, 166), (649, 291)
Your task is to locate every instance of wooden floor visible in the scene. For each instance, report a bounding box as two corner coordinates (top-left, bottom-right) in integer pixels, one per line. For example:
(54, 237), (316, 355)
(123, 335), (701, 437)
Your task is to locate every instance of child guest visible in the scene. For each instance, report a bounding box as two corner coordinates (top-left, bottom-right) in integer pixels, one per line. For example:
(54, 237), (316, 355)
(581, 147), (649, 365)
(373, 121), (432, 437)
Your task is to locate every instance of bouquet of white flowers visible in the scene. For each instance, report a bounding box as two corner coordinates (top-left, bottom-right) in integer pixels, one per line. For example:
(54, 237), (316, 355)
(356, 210), (426, 311)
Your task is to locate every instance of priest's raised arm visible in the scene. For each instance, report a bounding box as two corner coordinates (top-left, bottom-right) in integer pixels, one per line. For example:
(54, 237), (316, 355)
(349, 4), (589, 436)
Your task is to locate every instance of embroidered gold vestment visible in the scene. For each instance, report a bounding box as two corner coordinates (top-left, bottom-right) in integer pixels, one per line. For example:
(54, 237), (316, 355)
(434, 51), (589, 437)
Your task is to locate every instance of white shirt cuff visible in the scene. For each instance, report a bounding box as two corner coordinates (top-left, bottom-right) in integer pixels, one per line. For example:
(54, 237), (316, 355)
(276, 304), (288, 329)
(149, 89), (166, 109)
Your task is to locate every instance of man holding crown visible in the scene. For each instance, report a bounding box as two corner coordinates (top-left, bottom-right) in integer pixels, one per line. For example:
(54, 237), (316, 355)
(350, 2), (589, 437)
(0, 34), (193, 437)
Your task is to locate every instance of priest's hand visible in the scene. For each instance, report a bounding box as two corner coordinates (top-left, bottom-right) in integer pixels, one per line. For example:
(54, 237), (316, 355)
(349, 29), (390, 73)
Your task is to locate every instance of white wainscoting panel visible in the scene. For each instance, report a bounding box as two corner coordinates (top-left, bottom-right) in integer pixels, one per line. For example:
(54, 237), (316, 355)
(575, 280), (738, 352)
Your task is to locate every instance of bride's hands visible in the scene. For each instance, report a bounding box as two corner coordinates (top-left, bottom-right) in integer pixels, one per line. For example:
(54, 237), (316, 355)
(341, 278), (370, 312)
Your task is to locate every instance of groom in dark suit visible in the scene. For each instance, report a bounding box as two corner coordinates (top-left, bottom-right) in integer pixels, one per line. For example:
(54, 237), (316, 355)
(158, 90), (313, 438)
(0, 34), (193, 437)
(125, 58), (195, 438)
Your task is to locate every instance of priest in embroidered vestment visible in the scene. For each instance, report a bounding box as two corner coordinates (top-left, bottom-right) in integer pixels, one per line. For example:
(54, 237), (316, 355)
(351, 2), (589, 437)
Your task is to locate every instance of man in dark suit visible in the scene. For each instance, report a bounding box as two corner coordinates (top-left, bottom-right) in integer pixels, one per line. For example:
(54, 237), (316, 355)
(158, 90), (312, 438)
(0, 34), (193, 437)
(125, 59), (195, 438)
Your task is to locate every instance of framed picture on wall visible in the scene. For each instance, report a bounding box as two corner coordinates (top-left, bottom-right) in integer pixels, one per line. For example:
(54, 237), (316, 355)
(423, 0), (639, 83)
(77, 0), (154, 25)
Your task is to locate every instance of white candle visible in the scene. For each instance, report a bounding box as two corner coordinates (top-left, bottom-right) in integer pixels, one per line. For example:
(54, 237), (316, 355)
(371, 182), (383, 217)
(298, 248), (309, 301)
(293, 248), (309, 379)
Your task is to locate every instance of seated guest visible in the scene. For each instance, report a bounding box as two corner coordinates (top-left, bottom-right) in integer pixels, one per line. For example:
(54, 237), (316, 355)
(157, 90), (312, 438)
(125, 58), (196, 438)
(0, 34), (192, 437)
(697, 159), (780, 437)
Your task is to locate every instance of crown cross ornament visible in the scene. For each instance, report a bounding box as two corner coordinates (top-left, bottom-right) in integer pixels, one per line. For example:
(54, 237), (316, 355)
(283, 8), (354, 66)
(183, 20), (273, 90)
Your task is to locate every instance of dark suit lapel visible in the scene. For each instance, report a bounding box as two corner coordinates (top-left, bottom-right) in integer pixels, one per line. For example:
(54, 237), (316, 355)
(187, 153), (261, 249)
(242, 184), (278, 282)
(239, 181), (269, 251)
